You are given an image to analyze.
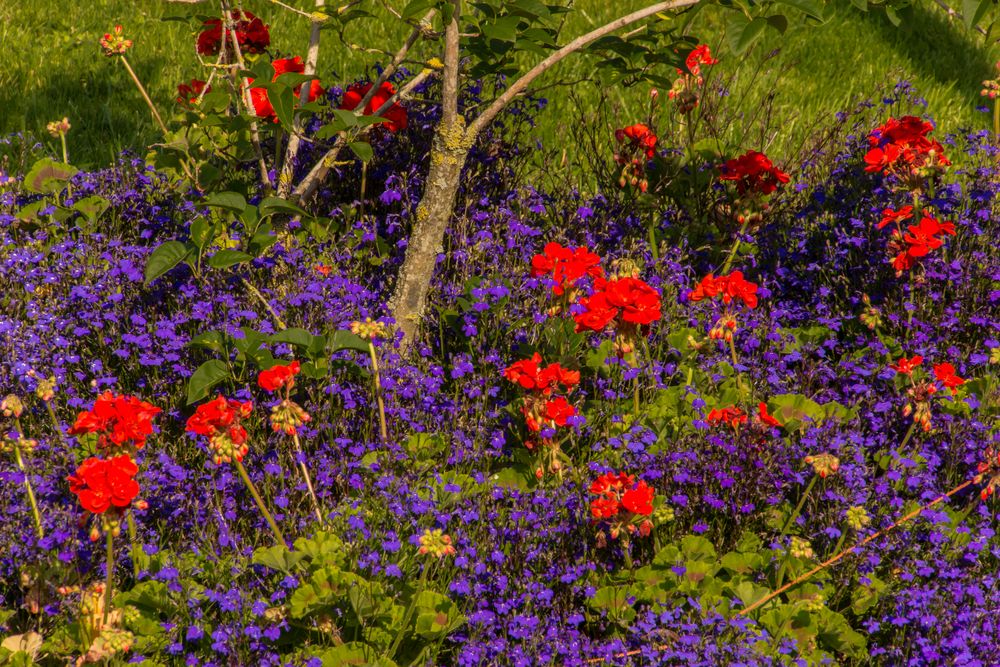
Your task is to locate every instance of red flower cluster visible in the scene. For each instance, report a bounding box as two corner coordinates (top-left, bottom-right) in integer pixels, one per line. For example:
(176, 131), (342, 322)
(613, 124), (658, 192)
(889, 213), (956, 273)
(251, 57), (325, 123)
(67, 455), (140, 515)
(757, 402), (781, 427)
(504, 353), (579, 394)
(589, 472), (654, 539)
(573, 277), (662, 333)
(614, 124), (657, 160)
(933, 362), (965, 394)
(687, 271), (759, 309)
(707, 405), (747, 429)
(258, 361), (301, 393)
(864, 116), (950, 176)
(186, 396), (253, 464)
(197, 10), (270, 57)
(683, 44), (719, 77)
(719, 150), (789, 196)
(876, 205), (913, 230)
(891, 355), (923, 375)
(177, 79), (210, 108)
(523, 395), (576, 433)
(340, 81), (408, 133)
(68, 391), (161, 451)
(530, 242), (604, 297)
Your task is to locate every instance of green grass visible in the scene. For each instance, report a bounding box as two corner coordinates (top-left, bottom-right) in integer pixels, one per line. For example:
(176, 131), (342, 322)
(0, 0), (994, 170)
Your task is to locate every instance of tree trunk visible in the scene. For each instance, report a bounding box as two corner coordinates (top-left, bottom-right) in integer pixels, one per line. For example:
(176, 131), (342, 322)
(389, 119), (470, 346)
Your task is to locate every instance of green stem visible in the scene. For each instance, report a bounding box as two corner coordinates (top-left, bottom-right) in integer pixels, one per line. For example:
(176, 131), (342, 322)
(897, 421), (917, 455)
(234, 460), (286, 545)
(292, 432), (325, 524)
(388, 561), (430, 658)
(647, 219), (659, 263)
(45, 401), (67, 448)
(120, 57), (169, 137)
(14, 444), (44, 539)
(59, 133), (69, 166)
(621, 539), (634, 570)
(104, 530), (114, 626)
(728, 335), (744, 392)
(369, 342), (388, 442)
(126, 511), (140, 577)
(994, 98), (999, 140)
(720, 217), (750, 275)
(633, 374), (641, 417)
(779, 474), (817, 538)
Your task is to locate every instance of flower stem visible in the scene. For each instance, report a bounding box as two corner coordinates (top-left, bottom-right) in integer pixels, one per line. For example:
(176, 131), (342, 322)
(720, 217), (750, 275)
(13, 444), (43, 539)
(779, 474), (817, 539)
(241, 277), (287, 330)
(388, 561), (430, 658)
(104, 530), (114, 626)
(126, 511), (140, 577)
(45, 401), (67, 448)
(633, 374), (641, 417)
(291, 432), (325, 524)
(728, 335), (745, 392)
(993, 99), (999, 140)
(234, 460), (286, 545)
(741, 478), (976, 617)
(119, 57), (169, 137)
(369, 341), (388, 442)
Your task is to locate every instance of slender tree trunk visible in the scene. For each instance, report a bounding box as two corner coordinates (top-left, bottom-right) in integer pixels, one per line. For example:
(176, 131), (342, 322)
(389, 121), (469, 344)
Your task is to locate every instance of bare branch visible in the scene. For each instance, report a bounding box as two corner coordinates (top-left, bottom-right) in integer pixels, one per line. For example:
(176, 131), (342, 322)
(467, 0), (701, 138)
(441, 1), (461, 128)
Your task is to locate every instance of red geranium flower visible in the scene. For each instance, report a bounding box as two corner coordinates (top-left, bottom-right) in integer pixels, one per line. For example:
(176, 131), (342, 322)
(67, 455), (140, 515)
(186, 396), (253, 464)
(684, 44), (719, 76)
(877, 205), (913, 230)
(503, 354), (580, 395)
(573, 277), (662, 333)
(688, 271), (758, 309)
(197, 9), (270, 56)
(891, 355), (923, 375)
(522, 395), (577, 433)
(864, 116), (950, 175)
(707, 405), (747, 429)
(933, 362), (965, 394)
(614, 124), (658, 159)
(719, 150), (789, 196)
(68, 392), (161, 451)
(531, 242), (604, 296)
(340, 81), (408, 133)
(757, 402), (781, 428)
(258, 361), (301, 393)
(250, 56), (325, 122)
(589, 472), (655, 538)
(177, 79), (210, 108)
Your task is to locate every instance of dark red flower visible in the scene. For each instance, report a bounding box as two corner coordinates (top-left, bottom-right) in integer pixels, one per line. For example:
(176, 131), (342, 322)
(757, 402), (781, 428)
(67, 455), (140, 515)
(186, 396), (253, 464)
(176, 79), (210, 107)
(258, 361), (301, 393)
(684, 44), (718, 76)
(688, 271), (758, 309)
(614, 123), (658, 159)
(197, 10), (270, 56)
(503, 354), (579, 394)
(864, 116), (950, 175)
(250, 56), (325, 123)
(621, 481), (654, 516)
(340, 81), (408, 132)
(589, 472), (656, 535)
(68, 392), (161, 451)
(530, 242), (604, 296)
(719, 150), (789, 196)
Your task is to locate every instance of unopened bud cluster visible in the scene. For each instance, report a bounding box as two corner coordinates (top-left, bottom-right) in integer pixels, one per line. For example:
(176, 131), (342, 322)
(846, 505), (871, 531)
(350, 318), (387, 341)
(789, 536), (815, 559)
(417, 528), (456, 558)
(804, 453), (840, 478)
(46, 118), (71, 138)
(270, 400), (311, 436)
(100, 25), (133, 57)
(2, 394), (24, 418)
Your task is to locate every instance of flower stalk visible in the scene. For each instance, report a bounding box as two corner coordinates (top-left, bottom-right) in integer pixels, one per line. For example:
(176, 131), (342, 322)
(234, 459), (286, 545)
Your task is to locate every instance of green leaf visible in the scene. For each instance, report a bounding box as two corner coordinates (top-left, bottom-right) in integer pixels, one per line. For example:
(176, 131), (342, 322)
(319, 642), (398, 667)
(327, 330), (370, 354)
(258, 196), (307, 218)
(727, 15), (768, 55)
(270, 328), (314, 349)
(483, 15), (521, 42)
(404, 432), (446, 461)
(186, 360), (229, 404)
(188, 330), (229, 355)
(348, 141), (374, 162)
(207, 249), (253, 269)
(401, 0), (436, 21)
(963, 0), (992, 28)
(144, 241), (191, 285)
(71, 195), (110, 222)
(24, 158), (78, 194)
(766, 13), (788, 34)
(680, 534), (717, 562)
(252, 544), (306, 573)
(774, 0), (827, 21)
(204, 191), (247, 213)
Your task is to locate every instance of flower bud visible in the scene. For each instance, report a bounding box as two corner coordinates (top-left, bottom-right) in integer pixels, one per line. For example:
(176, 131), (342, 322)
(1, 394), (24, 418)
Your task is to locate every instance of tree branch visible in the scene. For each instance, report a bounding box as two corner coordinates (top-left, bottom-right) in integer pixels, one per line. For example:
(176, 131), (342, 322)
(441, 1), (461, 128)
(467, 0), (701, 138)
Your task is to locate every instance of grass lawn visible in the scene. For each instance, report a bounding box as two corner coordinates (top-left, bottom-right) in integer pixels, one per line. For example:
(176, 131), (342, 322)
(0, 0), (994, 170)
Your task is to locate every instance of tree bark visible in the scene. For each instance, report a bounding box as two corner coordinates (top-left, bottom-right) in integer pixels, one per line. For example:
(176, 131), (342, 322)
(389, 120), (469, 345)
